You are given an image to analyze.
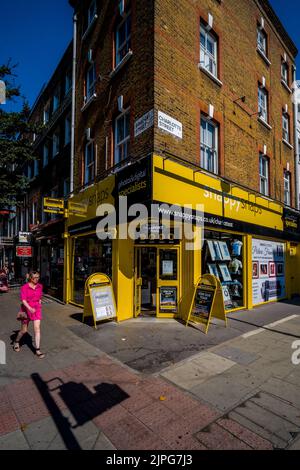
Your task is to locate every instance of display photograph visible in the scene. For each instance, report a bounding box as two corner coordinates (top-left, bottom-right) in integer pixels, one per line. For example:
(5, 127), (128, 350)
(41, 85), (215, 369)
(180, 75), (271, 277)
(1, 0), (300, 458)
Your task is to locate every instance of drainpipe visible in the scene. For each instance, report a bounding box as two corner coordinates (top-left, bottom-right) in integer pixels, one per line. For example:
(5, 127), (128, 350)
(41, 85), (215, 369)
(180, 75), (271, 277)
(70, 13), (77, 196)
(293, 66), (300, 210)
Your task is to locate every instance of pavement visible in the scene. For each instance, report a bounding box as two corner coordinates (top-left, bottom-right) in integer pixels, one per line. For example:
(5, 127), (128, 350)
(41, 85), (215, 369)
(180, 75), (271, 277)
(0, 290), (300, 450)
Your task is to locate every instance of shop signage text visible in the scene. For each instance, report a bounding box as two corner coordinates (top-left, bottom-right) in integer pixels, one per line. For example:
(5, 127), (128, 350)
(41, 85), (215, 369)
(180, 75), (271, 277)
(44, 198), (65, 215)
(16, 246), (33, 258)
(158, 111), (183, 139)
(134, 110), (154, 137)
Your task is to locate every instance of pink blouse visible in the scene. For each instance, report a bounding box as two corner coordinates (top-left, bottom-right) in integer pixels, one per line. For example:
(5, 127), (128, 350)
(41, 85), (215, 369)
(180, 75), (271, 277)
(20, 283), (43, 321)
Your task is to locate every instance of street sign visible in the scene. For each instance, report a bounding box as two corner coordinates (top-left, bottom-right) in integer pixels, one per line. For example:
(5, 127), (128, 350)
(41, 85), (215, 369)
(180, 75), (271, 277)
(16, 246), (33, 258)
(68, 201), (88, 217)
(18, 232), (31, 244)
(43, 198), (65, 214)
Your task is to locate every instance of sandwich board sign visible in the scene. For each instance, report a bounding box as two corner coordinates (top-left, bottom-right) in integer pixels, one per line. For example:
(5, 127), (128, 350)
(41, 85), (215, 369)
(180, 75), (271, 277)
(83, 273), (117, 329)
(186, 274), (227, 334)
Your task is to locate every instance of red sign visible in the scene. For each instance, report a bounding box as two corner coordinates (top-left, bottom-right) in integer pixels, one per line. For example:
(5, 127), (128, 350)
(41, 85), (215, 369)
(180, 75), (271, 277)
(16, 246), (33, 258)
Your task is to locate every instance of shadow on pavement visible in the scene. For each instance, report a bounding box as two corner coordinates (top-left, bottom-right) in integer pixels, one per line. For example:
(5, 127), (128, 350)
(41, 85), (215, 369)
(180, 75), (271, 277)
(10, 330), (36, 355)
(31, 373), (129, 450)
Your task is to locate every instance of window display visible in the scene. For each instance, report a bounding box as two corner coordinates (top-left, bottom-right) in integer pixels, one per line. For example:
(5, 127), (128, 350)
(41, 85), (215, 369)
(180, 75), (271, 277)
(72, 236), (112, 305)
(202, 231), (244, 310)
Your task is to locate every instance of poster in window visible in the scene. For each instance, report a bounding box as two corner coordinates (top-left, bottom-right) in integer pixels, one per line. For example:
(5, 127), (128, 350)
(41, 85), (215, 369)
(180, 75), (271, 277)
(207, 240), (217, 261)
(213, 241), (222, 260)
(252, 261), (259, 279)
(160, 287), (177, 308)
(218, 241), (231, 261)
(162, 260), (174, 276)
(219, 264), (232, 282)
(269, 261), (276, 278)
(208, 264), (219, 279)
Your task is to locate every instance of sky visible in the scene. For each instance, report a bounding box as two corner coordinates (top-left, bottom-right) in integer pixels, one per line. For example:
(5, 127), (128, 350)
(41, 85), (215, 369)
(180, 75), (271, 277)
(1, 0), (300, 112)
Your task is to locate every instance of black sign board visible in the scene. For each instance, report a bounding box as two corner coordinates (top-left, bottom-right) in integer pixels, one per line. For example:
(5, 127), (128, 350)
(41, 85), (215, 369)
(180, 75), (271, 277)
(193, 284), (216, 319)
(115, 157), (152, 207)
(283, 208), (300, 234)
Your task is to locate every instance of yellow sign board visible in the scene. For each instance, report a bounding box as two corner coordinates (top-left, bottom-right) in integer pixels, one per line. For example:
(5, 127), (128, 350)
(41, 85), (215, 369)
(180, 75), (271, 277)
(43, 198), (65, 214)
(83, 273), (117, 329)
(186, 274), (227, 334)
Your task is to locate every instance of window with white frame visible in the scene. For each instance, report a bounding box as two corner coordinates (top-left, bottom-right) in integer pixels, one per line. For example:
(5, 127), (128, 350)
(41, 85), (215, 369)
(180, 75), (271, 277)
(43, 143), (49, 167)
(259, 154), (269, 196)
(115, 10), (131, 66)
(281, 61), (288, 84)
(282, 113), (290, 142)
(84, 141), (95, 185)
(65, 70), (72, 95)
(86, 63), (96, 102)
(53, 131), (60, 156)
(284, 171), (291, 206)
(258, 85), (268, 122)
(65, 114), (71, 145)
(257, 27), (267, 56)
(114, 108), (130, 164)
(200, 117), (218, 174)
(200, 24), (218, 77)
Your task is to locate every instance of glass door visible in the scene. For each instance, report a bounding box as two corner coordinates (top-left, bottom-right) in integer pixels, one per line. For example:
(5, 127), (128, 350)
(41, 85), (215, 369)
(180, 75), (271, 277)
(134, 247), (142, 317)
(157, 247), (180, 317)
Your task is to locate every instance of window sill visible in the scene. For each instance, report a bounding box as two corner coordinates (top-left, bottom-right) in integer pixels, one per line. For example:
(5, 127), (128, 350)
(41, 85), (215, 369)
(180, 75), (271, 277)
(281, 79), (292, 94)
(81, 94), (97, 112)
(109, 50), (133, 79)
(82, 15), (98, 42)
(258, 116), (272, 131)
(257, 48), (271, 66)
(198, 64), (223, 87)
(282, 139), (293, 150)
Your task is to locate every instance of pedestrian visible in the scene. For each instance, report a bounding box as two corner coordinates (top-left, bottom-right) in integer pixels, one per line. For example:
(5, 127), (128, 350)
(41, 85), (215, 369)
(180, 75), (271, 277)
(13, 271), (45, 358)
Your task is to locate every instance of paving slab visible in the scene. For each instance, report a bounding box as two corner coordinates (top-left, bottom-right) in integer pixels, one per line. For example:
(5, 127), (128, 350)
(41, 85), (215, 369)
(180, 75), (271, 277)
(212, 345), (260, 365)
(0, 430), (30, 450)
(260, 377), (300, 408)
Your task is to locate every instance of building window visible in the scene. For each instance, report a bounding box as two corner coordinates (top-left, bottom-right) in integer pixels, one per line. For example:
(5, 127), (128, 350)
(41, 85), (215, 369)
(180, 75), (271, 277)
(43, 105), (50, 124)
(86, 63), (96, 102)
(115, 10), (131, 66)
(84, 141), (95, 185)
(114, 108), (130, 164)
(284, 171), (291, 206)
(65, 70), (72, 95)
(65, 114), (71, 145)
(257, 26), (267, 56)
(200, 23), (218, 77)
(258, 85), (268, 123)
(34, 160), (39, 177)
(53, 131), (60, 157)
(282, 113), (290, 143)
(43, 144), (49, 167)
(64, 178), (71, 197)
(53, 89), (60, 113)
(200, 117), (218, 174)
(259, 154), (269, 196)
(281, 61), (288, 85)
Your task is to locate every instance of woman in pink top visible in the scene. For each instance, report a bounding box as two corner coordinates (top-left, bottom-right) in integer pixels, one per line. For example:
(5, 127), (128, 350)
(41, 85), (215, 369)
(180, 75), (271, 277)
(13, 271), (45, 358)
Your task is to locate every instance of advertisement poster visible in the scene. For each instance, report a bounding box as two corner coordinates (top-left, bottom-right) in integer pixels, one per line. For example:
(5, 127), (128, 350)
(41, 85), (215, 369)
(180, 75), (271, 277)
(252, 239), (286, 305)
(192, 285), (215, 318)
(90, 286), (116, 321)
(160, 287), (177, 309)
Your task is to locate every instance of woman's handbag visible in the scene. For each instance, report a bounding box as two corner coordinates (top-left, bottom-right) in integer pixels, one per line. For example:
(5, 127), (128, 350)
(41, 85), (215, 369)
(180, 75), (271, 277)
(16, 311), (28, 321)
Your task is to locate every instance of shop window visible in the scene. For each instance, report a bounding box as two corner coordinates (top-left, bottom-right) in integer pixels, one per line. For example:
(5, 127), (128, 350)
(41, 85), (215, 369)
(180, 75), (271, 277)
(284, 171), (291, 206)
(200, 116), (218, 174)
(84, 141), (95, 185)
(115, 8), (131, 66)
(114, 108), (130, 164)
(72, 236), (112, 305)
(200, 22), (218, 78)
(159, 250), (178, 281)
(259, 154), (269, 197)
(65, 69), (72, 95)
(202, 230), (244, 310)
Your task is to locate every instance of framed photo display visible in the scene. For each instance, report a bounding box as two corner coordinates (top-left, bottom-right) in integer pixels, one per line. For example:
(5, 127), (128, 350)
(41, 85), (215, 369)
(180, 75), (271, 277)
(219, 264), (232, 282)
(208, 264), (219, 278)
(218, 241), (231, 261)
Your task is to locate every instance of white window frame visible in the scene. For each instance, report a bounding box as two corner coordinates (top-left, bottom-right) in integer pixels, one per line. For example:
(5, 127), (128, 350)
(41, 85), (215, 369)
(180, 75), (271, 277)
(258, 86), (268, 123)
(53, 131), (60, 157)
(53, 89), (60, 113)
(257, 27), (267, 56)
(284, 171), (291, 206)
(86, 63), (96, 102)
(259, 154), (269, 197)
(43, 105), (50, 124)
(200, 24), (218, 78)
(116, 11), (131, 66)
(282, 113), (290, 142)
(200, 116), (219, 174)
(114, 108), (130, 164)
(88, 0), (97, 28)
(84, 141), (95, 185)
(281, 61), (288, 84)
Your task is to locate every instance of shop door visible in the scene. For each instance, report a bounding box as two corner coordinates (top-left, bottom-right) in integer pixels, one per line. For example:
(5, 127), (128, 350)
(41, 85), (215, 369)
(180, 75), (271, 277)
(134, 248), (142, 317)
(157, 247), (180, 317)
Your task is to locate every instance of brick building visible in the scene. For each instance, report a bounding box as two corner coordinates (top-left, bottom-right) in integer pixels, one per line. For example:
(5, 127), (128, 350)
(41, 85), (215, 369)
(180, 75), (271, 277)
(10, 43), (73, 299)
(64, 0), (300, 320)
